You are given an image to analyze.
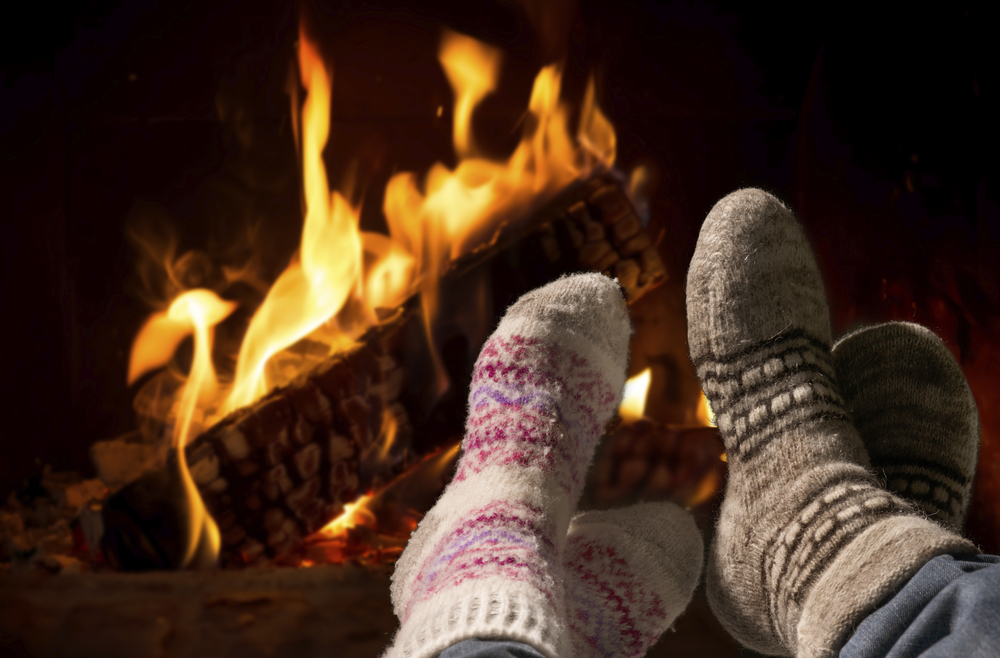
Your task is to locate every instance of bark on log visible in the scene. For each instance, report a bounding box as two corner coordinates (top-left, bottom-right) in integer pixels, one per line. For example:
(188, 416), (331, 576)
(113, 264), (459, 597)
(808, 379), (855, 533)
(107, 174), (666, 567)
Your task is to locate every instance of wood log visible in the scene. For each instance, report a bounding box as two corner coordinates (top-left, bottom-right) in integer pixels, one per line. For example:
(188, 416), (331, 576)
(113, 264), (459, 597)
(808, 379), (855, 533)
(105, 174), (667, 567)
(585, 422), (725, 510)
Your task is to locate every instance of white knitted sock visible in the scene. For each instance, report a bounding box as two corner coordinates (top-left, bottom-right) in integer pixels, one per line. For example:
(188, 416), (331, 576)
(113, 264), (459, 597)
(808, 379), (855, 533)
(384, 273), (632, 658)
(564, 503), (703, 658)
(687, 189), (977, 658)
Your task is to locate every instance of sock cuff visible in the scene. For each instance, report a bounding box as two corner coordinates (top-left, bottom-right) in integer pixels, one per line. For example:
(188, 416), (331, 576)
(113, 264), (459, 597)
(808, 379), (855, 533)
(796, 514), (978, 658)
(383, 580), (568, 658)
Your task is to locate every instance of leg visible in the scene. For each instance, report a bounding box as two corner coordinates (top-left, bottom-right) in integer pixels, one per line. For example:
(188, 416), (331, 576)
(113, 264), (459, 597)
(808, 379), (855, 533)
(832, 321), (980, 530)
(831, 322), (993, 657)
(841, 554), (1000, 658)
(686, 189), (976, 657)
(385, 273), (632, 658)
(438, 502), (705, 658)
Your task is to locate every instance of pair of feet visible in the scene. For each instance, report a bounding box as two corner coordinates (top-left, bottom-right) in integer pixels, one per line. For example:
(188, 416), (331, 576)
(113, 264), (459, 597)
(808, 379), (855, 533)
(385, 189), (980, 658)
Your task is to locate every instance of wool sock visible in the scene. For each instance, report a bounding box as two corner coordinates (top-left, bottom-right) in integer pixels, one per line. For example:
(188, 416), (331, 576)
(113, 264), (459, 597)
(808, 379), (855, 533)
(385, 272), (632, 658)
(687, 189), (977, 658)
(564, 502), (704, 658)
(832, 322), (980, 530)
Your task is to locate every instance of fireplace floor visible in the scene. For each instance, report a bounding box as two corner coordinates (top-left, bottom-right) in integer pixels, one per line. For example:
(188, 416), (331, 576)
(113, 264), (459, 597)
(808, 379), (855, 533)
(1, 563), (395, 658)
(1, 502), (752, 658)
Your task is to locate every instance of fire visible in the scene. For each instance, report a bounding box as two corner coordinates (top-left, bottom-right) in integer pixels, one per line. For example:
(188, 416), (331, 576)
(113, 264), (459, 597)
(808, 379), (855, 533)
(319, 494), (376, 536)
(619, 368), (652, 423)
(127, 18), (617, 567)
(383, 31), (614, 395)
(697, 391), (717, 427)
(222, 26), (407, 414)
(297, 443), (461, 566)
(131, 290), (236, 567)
(438, 30), (502, 160)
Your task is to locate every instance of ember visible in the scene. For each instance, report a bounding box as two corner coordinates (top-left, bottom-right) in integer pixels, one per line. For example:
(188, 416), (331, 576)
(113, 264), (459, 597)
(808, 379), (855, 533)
(288, 443), (460, 568)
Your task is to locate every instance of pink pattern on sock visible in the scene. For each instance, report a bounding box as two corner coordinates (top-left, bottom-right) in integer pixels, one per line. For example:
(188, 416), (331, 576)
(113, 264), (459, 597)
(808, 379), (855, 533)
(455, 334), (619, 495)
(565, 534), (671, 658)
(402, 500), (558, 623)
(403, 334), (619, 626)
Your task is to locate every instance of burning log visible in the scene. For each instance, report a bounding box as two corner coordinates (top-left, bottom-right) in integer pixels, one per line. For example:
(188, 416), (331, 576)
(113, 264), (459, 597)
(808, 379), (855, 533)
(104, 174), (666, 567)
(587, 422), (725, 509)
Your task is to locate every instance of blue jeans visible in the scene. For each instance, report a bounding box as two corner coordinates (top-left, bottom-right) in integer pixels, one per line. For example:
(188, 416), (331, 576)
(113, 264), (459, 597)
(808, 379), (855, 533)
(840, 553), (1000, 657)
(439, 639), (546, 658)
(440, 554), (1000, 658)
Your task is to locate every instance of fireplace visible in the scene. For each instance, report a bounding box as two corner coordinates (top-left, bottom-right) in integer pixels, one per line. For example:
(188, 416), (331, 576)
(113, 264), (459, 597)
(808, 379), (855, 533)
(1, 1), (997, 657)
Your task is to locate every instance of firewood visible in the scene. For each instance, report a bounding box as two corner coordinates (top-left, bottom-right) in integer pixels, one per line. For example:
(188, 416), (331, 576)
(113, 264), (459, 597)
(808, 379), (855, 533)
(105, 174), (667, 567)
(586, 421), (725, 509)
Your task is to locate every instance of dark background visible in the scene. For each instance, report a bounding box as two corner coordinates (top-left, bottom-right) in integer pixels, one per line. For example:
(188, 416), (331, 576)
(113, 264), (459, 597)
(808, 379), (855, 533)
(1, 0), (998, 545)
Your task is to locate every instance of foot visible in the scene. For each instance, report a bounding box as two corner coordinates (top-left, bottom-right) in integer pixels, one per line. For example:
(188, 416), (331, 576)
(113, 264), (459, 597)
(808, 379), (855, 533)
(386, 273), (631, 658)
(687, 189), (975, 657)
(832, 321), (980, 530)
(564, 503), (703, 658)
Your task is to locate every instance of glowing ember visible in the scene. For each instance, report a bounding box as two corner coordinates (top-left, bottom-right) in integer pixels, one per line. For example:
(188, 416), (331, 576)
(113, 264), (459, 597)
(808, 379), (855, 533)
(291, 443), (461, 567)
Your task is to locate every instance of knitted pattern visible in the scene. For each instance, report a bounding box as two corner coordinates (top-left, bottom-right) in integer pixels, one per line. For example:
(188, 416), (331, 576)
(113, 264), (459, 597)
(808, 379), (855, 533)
(385, 273), (632, 658)
(687, 189), (976, 658)
(832, 321), (980, 529)
(564, 503), (703, 658)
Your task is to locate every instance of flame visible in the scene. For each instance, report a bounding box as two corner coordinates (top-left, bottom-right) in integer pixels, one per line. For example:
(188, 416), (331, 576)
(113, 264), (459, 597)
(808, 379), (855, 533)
(139, 24), (616, 420)
(697, 391), (717, 427)
(319, 493), (376, 536)
(223, 27), (362, 413)
(167, 291), (237, 448)
(619, 368), (652, 423)
(301, 441), (462, 566)
(439, 30), (502, 159)
(384, 37), (615, 394)
(687, 469), (721, 507)
(128, 289), (236, 567)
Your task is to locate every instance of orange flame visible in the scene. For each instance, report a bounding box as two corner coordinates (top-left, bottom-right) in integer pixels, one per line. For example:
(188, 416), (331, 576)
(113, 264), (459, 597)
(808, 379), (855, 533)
(384, 35), (615, 394)
(307, 441), (461, 562)
(318, 493), (377, 536)
(439, 30), (502, 159)
(223, 27), (362, 413)
(619, 368), (652, 423)
(129, 289), (235, 567)
(696, 391), (717, 427)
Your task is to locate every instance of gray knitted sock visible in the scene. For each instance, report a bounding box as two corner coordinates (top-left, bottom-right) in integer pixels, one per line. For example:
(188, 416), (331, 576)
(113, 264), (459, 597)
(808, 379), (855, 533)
(687, 189), (977, 658)
(832, 322), (980, 530)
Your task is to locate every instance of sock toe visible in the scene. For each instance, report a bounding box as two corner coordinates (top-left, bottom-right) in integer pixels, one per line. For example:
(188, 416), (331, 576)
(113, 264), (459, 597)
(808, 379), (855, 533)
(498, 272), (632, 394)
(686, 188), (832, 364)
(565, 503), (704, 658)
(832, 321), (980, 528)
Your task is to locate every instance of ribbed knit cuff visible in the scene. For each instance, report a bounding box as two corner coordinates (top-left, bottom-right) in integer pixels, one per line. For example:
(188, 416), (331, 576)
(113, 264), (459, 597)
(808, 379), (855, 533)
(383, 580), (567, 658)
(796, 515), (978, 658)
